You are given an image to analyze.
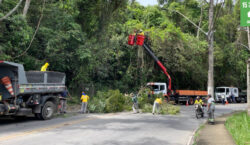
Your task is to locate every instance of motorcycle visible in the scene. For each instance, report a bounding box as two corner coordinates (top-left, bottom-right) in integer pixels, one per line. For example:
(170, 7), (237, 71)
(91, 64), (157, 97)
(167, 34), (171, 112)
(195, 104), (204, 119)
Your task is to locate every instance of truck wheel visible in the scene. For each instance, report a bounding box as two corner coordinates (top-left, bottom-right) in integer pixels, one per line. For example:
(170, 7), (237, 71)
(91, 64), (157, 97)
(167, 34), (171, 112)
(40, 101), (55, 120)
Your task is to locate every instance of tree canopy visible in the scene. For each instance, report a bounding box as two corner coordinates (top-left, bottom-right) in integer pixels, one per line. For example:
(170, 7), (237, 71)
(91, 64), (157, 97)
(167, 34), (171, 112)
(0, 0), (248, 95)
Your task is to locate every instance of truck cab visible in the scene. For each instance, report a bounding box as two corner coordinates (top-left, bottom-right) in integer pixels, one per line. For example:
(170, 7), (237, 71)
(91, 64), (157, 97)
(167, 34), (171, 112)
(146, 82), (167, 96)
(215, 87), (239, 102)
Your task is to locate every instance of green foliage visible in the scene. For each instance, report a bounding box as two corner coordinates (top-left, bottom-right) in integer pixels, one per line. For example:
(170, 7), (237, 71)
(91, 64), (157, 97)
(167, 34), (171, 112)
(138, 87), (180, 115)
(88, 96), (106, 113)
(225, 112), (250, 145)
(0, 0), (249, 95)
(123, 95), (133, 111)
(105, 90), (125, 113)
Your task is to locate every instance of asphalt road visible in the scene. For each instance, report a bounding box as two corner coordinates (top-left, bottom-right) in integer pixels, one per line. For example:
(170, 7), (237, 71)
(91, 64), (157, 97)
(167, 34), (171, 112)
(0, 104), (247, 145)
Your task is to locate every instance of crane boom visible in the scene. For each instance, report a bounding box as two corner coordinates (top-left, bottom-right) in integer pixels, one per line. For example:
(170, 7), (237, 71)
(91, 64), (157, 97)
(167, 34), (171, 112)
(142, 43), (172, 94)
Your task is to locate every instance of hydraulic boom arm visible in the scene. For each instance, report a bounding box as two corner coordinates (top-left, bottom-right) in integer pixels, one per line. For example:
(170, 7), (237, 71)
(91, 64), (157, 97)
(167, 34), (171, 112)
(142, 43), (172, 94)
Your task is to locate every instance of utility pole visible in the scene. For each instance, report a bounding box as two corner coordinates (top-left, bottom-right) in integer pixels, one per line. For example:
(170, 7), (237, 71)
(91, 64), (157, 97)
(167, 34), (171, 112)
(207, 0), (214, 98)
(247, 27), (250, 115)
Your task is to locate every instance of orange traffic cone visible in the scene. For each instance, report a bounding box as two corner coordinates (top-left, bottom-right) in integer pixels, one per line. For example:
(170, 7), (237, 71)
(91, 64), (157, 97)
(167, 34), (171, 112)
(186, 100), (189, 106)
(1, 76), (14, 96)
(225, 100), (229, 105)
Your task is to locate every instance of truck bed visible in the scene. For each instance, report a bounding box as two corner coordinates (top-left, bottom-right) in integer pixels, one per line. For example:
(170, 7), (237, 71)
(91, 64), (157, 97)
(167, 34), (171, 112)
(175, 90), (207, 96)
(19, 84), (66, 94)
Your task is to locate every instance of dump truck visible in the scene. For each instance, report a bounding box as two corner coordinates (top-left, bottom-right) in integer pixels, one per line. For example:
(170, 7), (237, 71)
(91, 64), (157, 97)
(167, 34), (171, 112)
(0, 61), (66, 120)
(128, 33), (207, 104)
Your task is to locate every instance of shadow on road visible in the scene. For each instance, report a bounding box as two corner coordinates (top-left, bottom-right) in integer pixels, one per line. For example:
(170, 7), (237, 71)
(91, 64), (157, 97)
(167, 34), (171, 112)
(0, 116), (38, 125)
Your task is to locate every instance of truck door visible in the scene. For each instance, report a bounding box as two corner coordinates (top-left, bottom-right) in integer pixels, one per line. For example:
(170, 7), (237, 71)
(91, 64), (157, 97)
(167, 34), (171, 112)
(160, 85), (166, 95)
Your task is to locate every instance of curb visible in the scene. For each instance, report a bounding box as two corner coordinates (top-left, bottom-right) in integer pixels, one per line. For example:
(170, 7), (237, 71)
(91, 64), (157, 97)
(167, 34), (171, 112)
(187, 120), (207, 145)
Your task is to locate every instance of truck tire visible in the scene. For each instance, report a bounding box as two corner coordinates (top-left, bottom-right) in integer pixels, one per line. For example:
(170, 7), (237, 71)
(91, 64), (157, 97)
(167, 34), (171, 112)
(40, 101), (55, 120)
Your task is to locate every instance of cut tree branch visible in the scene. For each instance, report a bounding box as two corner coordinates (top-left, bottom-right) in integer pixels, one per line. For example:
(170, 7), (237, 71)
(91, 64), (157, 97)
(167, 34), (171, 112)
(0, 0), (23, 22)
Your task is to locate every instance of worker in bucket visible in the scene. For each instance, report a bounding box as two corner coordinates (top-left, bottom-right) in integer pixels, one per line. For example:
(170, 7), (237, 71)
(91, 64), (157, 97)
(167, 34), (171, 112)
(152, 97), (162, 115)
(80, 91), (89, 114)
(207, 94), (215, 124)
(41, 62), (49, 71)
(131, 93), (139, 113)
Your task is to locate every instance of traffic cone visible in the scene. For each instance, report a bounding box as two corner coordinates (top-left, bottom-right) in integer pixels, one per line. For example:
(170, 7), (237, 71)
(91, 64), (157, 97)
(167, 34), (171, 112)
(186, 100), (189, 106)
(225, 100), (229, 105)
(1, 76), (14, 96)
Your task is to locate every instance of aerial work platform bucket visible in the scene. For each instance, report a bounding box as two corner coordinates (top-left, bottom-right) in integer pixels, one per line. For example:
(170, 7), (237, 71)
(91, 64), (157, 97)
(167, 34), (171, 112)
(128, 34), (135, 45)
(136, 34), (145, 46)
(1, 76), (14, 96)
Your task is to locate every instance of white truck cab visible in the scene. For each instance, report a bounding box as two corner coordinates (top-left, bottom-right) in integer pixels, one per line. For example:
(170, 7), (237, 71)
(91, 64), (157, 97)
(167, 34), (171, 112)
(146, 82), (167, 96)
(215, 87), (239, 102)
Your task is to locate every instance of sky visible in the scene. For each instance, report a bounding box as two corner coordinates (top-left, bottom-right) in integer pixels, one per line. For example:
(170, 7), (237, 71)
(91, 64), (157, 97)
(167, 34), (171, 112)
(136, 0), (158, 6)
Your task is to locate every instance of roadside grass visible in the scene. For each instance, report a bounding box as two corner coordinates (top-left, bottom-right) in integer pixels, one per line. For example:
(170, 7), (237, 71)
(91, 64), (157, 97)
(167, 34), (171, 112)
(225, 111), (250, 145)
(192, 124), (205, 145)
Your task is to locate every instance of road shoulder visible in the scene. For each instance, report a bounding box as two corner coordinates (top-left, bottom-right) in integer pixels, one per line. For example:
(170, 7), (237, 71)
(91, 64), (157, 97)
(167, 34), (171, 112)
(196, 113), (236, 145)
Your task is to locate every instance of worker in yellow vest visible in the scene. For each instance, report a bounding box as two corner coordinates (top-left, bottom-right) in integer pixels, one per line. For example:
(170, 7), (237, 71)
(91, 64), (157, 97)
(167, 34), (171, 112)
(152, 97), (162, 115)
(41, 62), (49, 71)
(80, 91), (89, 114)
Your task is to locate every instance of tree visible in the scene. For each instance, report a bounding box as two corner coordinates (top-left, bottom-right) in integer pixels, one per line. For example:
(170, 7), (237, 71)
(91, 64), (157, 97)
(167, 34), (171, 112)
(0, 0), (23, 22)
(23, 0), (31, 16)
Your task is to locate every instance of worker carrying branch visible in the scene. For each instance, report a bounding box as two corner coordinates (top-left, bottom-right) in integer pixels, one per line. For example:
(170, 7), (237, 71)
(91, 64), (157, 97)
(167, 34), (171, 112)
(41, 62), (49, 71)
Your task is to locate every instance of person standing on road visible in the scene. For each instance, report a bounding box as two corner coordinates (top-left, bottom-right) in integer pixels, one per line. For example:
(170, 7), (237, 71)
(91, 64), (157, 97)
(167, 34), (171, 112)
(80, 91), (90, 114)
(221, 94), (225, 105)
(60, 89), (68, 114)
(152, 97), (162, 115)
(207, 95), (215, 124)
(131, 93), (139, 113)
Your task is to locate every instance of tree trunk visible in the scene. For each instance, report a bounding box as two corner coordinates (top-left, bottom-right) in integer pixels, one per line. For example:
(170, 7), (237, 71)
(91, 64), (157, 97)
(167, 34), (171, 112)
(207, 0), (214, 98)
(247, 59), (250, 116)
(197, 6), (203, 39)
(247, 27), (250, 116)
(23, 0), (31, 17)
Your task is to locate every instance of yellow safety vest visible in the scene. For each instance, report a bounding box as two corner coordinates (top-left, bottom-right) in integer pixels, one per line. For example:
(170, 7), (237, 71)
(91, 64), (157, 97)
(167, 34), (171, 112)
(81, 95), (89, 102)
(195, 99), (203, 105)
(155, 98), (162, 104)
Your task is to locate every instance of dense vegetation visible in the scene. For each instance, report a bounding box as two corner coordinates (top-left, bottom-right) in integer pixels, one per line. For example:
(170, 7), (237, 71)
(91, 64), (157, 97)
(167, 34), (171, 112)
(225, 112), (250, 145)
(0, 0), (249, 97)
